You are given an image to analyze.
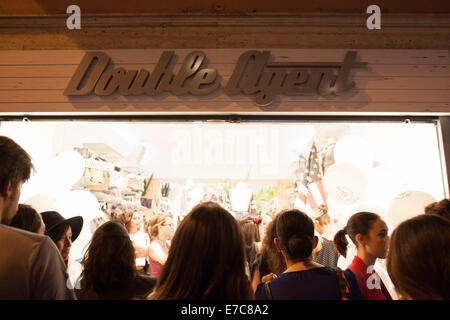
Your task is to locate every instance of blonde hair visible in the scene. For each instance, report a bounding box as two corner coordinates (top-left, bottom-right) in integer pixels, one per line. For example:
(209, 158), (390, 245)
(146, 214), (171, 240)
(312, 204), (330, 226)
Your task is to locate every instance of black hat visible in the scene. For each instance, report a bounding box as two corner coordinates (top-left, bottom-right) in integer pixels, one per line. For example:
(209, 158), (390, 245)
(41, 211), (83, 243)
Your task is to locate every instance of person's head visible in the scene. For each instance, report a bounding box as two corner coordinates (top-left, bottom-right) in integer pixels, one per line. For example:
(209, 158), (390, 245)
(275, 209), (318, 263)
(262, 213), (286, 275)
(311, 204), (331, 235)
(333, 211), (388, 259)
(148, 201), (251, 300)
(49, 223), (72, 262)
(146, 214), (173, 241)
(111, 207), (123, 221)
(129, 210), (141, 234)
(387, 214), (450, 300)
(10, 204), (45, 234)
(424, 198), (450, 221)
(116, 208), (140, 234)
(238, 216), (261, 249)
(81, 221), (136, 296)
(41, 211), (83, 265)
(0, 136), (34, 225)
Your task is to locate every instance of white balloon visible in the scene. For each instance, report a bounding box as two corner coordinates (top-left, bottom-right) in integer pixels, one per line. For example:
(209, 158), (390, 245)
(50, 150), (85, 190)
(334, 134), (374, 171)
(323, 163), (368, 205)
(57, 190), (99, 222)
(24, 193), (60, 213)
(367, 166), (407, 211)
(386, 191), (436, 230)
(20, 177), (45, 203)
(22, 151), (85, 199)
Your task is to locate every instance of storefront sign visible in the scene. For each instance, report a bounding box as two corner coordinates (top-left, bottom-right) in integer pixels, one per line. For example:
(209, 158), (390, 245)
(64, 50), (367, 107)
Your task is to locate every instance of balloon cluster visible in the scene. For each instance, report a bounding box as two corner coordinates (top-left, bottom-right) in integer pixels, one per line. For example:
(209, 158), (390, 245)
(22, 149), (101, 222)
(322, 134), (436, 230)
(22, 150), (102, 261)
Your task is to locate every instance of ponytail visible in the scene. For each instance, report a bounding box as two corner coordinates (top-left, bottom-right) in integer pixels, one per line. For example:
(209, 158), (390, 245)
(334, 211), (381, 258)
(333, 228), (348, 258)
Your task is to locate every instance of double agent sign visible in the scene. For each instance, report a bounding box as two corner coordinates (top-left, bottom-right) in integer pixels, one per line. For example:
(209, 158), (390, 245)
(64, 50), (367, 108)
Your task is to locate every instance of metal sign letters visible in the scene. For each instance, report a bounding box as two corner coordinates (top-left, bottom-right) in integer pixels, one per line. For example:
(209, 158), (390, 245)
(64, 50), (367, 107)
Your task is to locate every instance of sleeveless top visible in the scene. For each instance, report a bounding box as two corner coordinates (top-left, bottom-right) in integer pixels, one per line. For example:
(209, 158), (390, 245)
(148, 239), (169, 277)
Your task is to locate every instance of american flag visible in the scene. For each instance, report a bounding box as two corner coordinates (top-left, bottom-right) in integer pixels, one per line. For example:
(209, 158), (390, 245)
(295, 142), (327, 213)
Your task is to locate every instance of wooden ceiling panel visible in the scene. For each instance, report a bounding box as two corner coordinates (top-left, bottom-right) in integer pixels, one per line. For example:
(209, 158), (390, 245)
(1, 0), (450, 15)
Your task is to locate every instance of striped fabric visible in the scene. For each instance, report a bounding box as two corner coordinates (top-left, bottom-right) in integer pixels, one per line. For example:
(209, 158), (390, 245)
(295, 142), (327, 213)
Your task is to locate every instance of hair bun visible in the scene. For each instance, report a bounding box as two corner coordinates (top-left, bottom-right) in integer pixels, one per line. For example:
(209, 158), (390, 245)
(287, 235), (314, 260)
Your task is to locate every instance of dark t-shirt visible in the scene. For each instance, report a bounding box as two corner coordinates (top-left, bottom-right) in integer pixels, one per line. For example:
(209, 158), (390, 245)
(255, 267), (363, 300)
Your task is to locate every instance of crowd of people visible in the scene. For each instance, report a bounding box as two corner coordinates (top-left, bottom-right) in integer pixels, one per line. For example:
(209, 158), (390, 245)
(1, 135), (449, 300)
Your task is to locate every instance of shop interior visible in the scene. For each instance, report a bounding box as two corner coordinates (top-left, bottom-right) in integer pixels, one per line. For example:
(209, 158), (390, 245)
(0, 118), (446, 297)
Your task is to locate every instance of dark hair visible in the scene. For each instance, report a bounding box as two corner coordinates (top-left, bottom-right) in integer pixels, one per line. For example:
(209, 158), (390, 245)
(238, 216), (262, 268)
(46, 222), (70, 244)
(333, 211), (380, 258)
(148, 201), (252, 300)
(238, 216), (261, 248)
(261, 213), (286, 275)
(79, 221), (136, 297)
(0, 136), (34, 197)
(10, 204), (43, 233)
(424, 198), (450, 221)
(276, 209), (315, 262)
(387, 214), (450, 299)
